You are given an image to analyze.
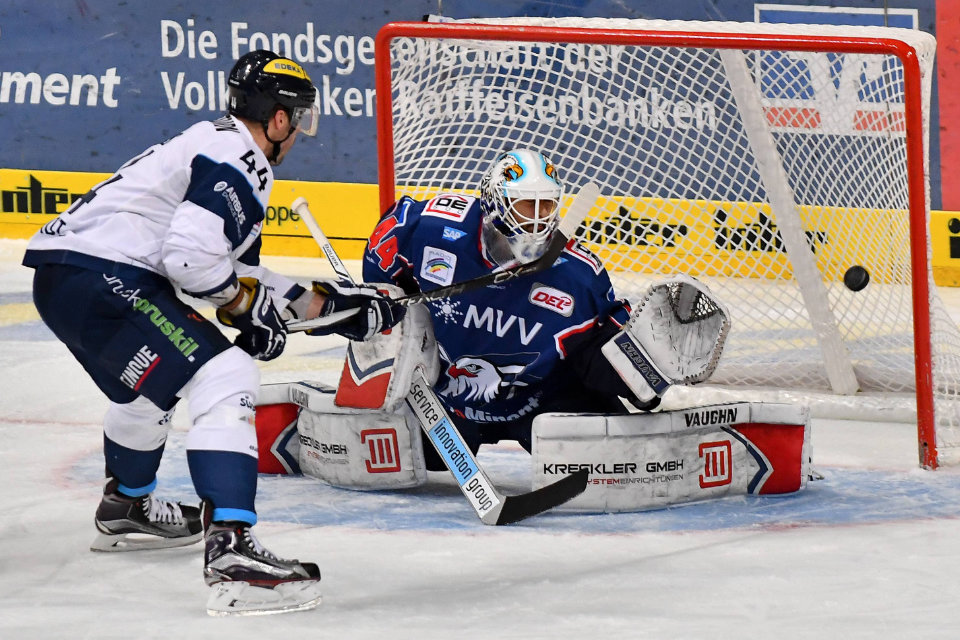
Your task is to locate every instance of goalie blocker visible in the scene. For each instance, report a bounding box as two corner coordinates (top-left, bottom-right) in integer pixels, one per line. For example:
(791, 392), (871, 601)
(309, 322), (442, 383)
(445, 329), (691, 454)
(532, 402), (811, 512)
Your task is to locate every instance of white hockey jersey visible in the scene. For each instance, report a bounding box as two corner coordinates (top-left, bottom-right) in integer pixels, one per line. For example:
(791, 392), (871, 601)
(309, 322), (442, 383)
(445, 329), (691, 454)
(23, 115), (297, 306)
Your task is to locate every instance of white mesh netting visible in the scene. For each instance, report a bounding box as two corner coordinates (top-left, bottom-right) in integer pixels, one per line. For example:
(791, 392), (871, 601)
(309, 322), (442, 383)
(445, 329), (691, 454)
(380, 17), (960, 466)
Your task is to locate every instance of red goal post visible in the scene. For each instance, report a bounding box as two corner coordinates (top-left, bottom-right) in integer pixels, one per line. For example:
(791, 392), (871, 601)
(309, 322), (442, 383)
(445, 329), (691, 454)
(372, 18), (953, 468)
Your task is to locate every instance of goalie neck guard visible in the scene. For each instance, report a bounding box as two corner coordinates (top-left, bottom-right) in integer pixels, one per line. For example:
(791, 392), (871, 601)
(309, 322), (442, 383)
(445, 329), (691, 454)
(480, 148), (564, 266)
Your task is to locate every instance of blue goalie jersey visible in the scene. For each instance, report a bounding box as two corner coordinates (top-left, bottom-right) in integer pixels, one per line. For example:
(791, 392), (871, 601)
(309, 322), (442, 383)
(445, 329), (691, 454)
(362, 193), (631, 429)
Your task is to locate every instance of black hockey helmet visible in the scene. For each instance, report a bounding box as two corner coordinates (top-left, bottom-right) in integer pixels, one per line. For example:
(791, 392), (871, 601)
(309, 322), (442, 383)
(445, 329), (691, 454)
(227, 50), (318, 137)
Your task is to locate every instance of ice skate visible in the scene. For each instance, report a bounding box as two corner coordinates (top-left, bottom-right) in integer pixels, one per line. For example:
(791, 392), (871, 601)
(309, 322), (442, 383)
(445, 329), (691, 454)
(90, 478), (202, 552)
(203, 521), (322, 616)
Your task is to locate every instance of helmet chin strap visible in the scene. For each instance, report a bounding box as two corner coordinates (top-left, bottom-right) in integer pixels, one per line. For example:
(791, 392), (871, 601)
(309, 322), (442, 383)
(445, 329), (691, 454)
(261, 120), (296, 165)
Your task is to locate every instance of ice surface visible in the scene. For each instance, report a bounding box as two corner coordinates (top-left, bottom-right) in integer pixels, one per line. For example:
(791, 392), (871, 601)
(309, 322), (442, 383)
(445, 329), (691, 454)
(4, 238), (960, 639)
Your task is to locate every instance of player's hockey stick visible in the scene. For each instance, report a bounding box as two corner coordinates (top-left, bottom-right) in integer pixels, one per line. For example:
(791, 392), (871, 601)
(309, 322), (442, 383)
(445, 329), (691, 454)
(287, 182), (600, 333)
(292, 197), (354, 283)
(289, 197), (590, 523)
(406, 367), (588, 525)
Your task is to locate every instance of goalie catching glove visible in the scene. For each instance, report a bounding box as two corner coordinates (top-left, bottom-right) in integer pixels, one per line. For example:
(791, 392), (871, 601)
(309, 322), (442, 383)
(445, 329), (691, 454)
(215, 277), (287, 361)
(306, 279), (406, 342)
(602, 274), (730, 403)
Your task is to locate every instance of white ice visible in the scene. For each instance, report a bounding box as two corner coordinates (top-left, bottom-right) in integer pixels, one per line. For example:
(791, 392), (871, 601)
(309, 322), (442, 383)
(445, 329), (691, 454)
(3, 237), (960, 639)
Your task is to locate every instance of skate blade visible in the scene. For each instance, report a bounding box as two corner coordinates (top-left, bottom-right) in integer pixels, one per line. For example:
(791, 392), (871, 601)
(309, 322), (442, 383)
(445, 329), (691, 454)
(206, 580), (323, 617)
(90, 530), (203, 552)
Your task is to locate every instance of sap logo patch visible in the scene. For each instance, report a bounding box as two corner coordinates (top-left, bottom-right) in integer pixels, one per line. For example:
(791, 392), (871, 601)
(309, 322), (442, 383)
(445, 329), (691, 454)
(442, 226), (467, 241)
(420, 246), (457, 286)
(423, 194), (474, 222)
(529, 284), (574, 316)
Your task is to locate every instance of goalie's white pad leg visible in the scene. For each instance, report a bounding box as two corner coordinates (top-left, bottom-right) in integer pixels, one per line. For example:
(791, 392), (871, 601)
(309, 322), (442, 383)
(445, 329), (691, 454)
(256, 381), (427, 490)
(602, 274), (730, 402)
(206, 580), (323, 617)
(532, 402), (810, 513)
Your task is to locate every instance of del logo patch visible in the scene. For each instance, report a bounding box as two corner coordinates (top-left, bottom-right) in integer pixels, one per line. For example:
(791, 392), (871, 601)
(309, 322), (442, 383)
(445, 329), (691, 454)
(423, 194), (473, 222)
(421, 246), (457, 286)
(529, 284), (575, 316)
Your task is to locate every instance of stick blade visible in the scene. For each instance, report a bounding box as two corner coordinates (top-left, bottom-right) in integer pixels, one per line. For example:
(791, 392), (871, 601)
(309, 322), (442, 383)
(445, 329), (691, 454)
(483, 470), (589, 526)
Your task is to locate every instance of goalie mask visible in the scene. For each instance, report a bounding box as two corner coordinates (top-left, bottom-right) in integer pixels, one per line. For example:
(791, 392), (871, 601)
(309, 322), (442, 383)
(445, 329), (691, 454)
(480, 149), (564, 266)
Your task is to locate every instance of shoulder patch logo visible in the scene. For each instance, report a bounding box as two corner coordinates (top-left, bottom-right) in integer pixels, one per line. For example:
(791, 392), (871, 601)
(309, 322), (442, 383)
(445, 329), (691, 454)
(421, 246), (457, 286)
(529, 284), (575, 317)
(423, 194), (474, 222)
(562, 242), (603, 275)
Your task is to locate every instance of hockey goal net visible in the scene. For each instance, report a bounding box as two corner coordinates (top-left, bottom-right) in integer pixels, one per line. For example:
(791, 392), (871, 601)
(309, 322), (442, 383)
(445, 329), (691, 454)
(373, 17), (960, 468)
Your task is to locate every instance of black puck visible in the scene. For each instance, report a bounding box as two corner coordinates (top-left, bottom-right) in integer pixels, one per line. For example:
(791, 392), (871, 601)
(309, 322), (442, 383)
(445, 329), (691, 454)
(843, 265), (870, 292)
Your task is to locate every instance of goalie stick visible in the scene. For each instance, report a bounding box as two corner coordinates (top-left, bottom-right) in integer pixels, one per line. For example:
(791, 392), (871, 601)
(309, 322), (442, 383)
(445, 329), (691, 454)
(406, 367), (588, 525)
(286, 182), (600, 333)
(289, 196), (591, 523)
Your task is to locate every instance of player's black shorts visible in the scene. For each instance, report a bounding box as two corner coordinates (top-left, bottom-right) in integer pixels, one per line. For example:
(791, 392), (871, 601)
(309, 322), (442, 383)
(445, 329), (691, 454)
(31, 262), (232, 411)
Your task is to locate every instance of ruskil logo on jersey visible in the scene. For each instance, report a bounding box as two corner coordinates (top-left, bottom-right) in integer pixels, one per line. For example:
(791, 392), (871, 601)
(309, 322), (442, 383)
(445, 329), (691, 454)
(131, 298), (201, 361)
(440, 351), (541, 407)
(442, 356), (528, 403)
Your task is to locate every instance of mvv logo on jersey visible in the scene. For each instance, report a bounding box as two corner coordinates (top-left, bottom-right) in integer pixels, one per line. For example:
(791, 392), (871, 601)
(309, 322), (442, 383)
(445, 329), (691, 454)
(420, 246), (457, 286)
(529, 284), (574, 316)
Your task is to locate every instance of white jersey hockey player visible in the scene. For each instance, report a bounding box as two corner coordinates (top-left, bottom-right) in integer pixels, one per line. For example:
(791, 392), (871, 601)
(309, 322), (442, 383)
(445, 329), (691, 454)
(22, 49), (404, 615)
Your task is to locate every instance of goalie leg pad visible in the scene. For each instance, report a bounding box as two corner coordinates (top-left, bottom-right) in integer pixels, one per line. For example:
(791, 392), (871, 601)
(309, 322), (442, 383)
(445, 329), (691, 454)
(531, 402), (810, 513)
(297, 406), (426, 490)
(256, 381), (426, 489)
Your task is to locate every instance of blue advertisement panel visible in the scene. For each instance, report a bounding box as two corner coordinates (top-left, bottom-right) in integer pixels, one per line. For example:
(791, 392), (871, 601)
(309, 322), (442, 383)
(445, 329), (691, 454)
(0, 0), (944, 206)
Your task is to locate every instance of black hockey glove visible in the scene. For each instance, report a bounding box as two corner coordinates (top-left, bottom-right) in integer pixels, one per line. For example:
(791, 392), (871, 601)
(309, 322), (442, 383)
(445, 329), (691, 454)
(308, 279), (406, 342)
(216, 278), (287, 361)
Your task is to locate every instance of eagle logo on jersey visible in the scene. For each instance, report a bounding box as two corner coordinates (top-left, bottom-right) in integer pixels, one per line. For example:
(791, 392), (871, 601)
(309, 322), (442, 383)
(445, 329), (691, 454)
(442, 356), (527, 403)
